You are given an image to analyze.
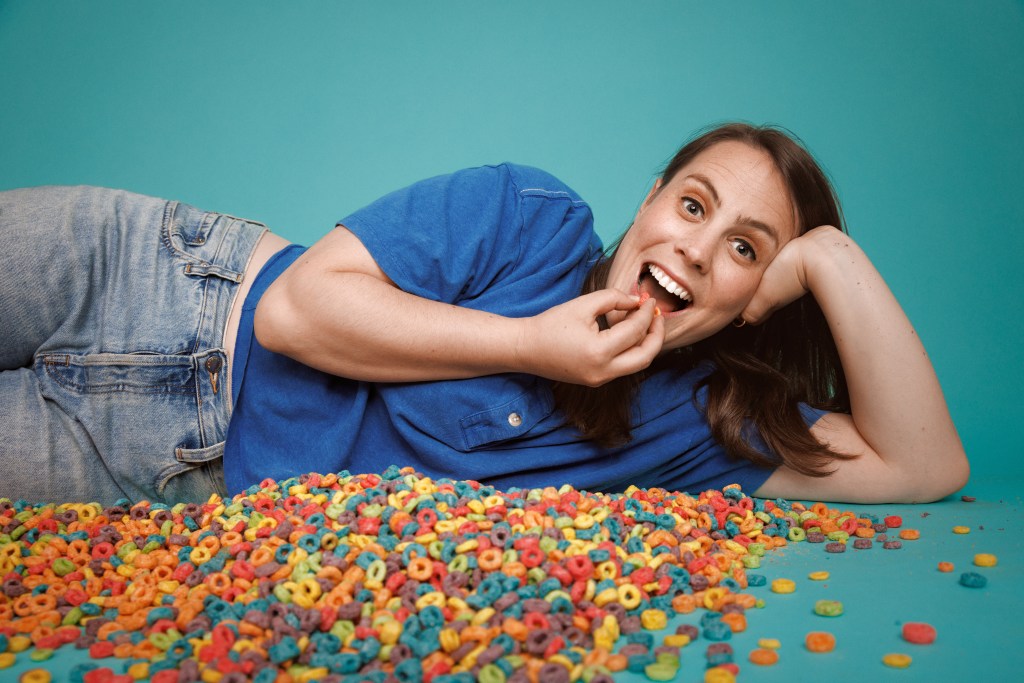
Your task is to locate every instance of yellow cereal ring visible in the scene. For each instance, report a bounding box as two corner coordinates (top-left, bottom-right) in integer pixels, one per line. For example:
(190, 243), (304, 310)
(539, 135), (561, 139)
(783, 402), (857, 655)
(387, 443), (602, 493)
(952, 526), (970, 534)
(974, 553), (998, 567)
(771, 578), (796, 593)
(807, 571), (830, 581)
(757, 638), (781, 649)
(882, 653), (913, 668)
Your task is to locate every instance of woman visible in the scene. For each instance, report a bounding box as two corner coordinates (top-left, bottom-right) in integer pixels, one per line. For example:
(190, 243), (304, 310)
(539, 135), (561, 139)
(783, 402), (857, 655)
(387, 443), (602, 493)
(0, 123), (968, 505)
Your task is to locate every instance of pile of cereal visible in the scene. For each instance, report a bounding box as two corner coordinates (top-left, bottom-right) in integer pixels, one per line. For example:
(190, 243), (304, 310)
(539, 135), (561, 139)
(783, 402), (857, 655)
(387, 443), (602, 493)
(0, 467), (893, 682)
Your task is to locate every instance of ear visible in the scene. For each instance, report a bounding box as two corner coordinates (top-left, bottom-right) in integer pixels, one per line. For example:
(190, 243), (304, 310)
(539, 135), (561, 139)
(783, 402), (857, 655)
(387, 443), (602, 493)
(635, 178), (663, 218)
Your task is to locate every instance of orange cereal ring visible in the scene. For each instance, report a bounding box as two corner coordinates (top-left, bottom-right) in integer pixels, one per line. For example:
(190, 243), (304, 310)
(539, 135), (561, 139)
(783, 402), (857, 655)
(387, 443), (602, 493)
(605, 653), (628, 672)
(501, 618), (529, 641)
(937, 561), (955, 573)
(898, 529), (920, 541)
(206, 573), (232, 595)
(749, 648), (780, 665)
(805, 631), (836, 653)
(720, 612), (747, 633)
(407, 557), (434, 581)
(476, 548), (503, 572)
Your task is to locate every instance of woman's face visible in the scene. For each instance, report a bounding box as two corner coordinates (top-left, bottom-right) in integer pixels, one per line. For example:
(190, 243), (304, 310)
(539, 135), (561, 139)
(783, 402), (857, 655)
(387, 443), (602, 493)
(606, 140), (799, 350)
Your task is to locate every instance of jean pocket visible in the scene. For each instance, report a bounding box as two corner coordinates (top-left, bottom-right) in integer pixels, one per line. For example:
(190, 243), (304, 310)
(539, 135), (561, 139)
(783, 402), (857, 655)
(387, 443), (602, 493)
(41, 352), (195, 395)
(157, 441), (227, 500)
(162, 201), (263, 283)
(38, 352), (225, 503)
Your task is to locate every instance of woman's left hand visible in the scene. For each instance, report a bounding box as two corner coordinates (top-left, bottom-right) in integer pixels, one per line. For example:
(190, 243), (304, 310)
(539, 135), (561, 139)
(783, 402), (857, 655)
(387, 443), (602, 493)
(740, 225), (825, 324)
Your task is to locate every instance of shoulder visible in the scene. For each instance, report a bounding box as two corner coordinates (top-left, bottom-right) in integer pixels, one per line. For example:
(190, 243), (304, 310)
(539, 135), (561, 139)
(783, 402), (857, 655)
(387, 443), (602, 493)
(499, 163), (588, 206)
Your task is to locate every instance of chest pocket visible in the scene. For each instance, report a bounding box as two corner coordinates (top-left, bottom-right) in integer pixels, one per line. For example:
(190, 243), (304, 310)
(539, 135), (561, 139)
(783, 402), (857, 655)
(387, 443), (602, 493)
(458, 384), (555, 450)
(387, 375), (557, 452)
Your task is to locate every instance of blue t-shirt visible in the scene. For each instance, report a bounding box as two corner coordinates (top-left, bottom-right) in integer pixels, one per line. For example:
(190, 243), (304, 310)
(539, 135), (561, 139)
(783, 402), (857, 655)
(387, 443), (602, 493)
(225, 163), (806, 495)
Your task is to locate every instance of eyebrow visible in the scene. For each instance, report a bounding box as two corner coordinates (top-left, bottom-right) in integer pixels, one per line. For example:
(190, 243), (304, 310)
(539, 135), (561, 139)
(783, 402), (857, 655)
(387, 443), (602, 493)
(687, 173), (781, 245)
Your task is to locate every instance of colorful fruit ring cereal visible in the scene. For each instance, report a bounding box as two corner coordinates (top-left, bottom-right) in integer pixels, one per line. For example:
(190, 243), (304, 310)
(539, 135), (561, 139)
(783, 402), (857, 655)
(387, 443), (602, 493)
(901, 622), (937, 644)
(973, 553), (998, 567)
(898, 529), (920, 540)
(882, 653), (913, 668)
(959, 572), (988, 588)
(937, 561), (955, 572)
(807, 571), (830, 581)
(770, 578), (796, 594)
(952, 526), (970, 534)
(813, 600), (844, 617)
(805, 631), (836, 653)
(748, 647), (780, 665)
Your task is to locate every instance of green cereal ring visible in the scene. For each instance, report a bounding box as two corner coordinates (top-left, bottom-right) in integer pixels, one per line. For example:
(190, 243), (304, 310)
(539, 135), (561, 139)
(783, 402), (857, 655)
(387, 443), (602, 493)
(645, 660), (680, 681)
(813, 600), (844, 617)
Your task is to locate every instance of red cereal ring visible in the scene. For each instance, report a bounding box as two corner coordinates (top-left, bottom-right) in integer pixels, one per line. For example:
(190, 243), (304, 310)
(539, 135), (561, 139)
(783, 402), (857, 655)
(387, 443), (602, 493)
(902, 622), (937, 645)
(884, 515), (903, 528)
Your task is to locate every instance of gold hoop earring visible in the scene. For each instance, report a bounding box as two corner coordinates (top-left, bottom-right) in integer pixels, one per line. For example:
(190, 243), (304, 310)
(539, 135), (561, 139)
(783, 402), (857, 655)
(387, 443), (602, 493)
(732, 317), (746, 328)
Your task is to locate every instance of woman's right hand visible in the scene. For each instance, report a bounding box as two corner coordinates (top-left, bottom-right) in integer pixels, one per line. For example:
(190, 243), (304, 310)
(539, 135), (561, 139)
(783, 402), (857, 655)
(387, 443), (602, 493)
(516, 290), (664, 387)
(258, 226), (663, 385)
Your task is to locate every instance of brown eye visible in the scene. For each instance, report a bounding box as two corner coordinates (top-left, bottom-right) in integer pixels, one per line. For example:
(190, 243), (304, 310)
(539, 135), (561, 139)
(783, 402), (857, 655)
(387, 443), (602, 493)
(733, 239), (757, 261)
(682, 197), (704, 217)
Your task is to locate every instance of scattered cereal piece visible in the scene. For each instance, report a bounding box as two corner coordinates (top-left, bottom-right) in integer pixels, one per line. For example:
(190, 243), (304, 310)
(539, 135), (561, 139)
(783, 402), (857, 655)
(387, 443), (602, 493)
(883, 540), (903, 550)
(937, 561), (955, 572)
(748, 648), (780, 665)
(808, 571), (830, 581)
(18, 670), (53, 683)
(805, 631), (836, 653)
(757, 638), (781, 650)
(898, 529), (920, 540)
(959, 572), (988, 588)
(884, 515), (903, 528)
(813, 600), (844, 617)
(825, 541), (846, 553)
(961, 495), (976, 502)
(0, 653), (16, 669)
(973, 553), (998, 567)
(704, 666), (736, 683)
(771, 578), (797, 594)
(882, 653), (913, 668)
(952, 526), (970, 534)
(852, 538), (873, 550)
(902, 622), (937, 644)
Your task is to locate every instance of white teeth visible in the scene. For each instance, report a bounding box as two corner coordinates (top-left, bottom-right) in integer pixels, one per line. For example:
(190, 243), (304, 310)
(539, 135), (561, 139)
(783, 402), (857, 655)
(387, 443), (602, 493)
(647, 264), (692, 301)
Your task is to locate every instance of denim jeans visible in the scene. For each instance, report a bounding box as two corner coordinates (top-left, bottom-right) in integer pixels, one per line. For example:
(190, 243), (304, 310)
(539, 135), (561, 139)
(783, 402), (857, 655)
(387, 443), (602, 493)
(0, 186), (265, 505)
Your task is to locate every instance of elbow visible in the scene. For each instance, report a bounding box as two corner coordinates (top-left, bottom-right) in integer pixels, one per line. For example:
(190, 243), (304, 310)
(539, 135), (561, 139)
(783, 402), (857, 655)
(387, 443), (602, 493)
(904, 447), (971, 504)
(253, 286), (295, 356)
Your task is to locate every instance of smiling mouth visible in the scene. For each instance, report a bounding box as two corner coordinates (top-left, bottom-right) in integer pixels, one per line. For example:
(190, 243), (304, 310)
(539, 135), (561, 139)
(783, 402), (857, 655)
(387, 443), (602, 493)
(638, 264), (692, 314)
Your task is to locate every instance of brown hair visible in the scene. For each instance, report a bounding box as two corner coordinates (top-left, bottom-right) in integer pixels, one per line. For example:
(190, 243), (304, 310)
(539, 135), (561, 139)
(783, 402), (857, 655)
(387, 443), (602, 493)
(552, 122), (854, 477)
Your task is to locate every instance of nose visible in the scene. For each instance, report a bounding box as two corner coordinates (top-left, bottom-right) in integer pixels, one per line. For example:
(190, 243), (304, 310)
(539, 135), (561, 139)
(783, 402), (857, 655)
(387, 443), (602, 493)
(678, 231), (712, 273)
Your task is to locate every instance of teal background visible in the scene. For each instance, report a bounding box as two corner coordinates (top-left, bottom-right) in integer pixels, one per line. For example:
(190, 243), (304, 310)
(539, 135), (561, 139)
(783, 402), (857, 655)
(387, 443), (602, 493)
(1, 0), (1022, 486)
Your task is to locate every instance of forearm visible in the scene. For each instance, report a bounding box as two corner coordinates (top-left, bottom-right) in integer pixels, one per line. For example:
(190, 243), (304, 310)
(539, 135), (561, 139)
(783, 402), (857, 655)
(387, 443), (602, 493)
(804, 229), (967, 485)
(256, 270), (527, 382)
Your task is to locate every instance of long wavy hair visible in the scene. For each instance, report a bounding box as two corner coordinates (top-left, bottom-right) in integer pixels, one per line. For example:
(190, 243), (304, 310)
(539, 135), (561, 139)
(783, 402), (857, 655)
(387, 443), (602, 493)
(552, 122), (854, 477)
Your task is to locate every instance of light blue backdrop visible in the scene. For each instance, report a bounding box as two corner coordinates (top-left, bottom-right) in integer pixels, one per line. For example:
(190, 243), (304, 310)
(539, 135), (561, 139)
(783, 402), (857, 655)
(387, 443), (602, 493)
(2, 1), (1021, 483)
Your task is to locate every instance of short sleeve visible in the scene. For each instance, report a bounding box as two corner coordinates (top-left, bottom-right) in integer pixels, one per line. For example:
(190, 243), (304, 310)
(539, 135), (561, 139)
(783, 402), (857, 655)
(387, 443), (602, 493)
(339, 164), (601, 312)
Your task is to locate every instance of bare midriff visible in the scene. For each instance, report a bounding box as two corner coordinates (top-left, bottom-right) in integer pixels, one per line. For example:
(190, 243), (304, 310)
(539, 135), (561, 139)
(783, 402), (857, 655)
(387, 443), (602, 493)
(223, 230), (292, 405)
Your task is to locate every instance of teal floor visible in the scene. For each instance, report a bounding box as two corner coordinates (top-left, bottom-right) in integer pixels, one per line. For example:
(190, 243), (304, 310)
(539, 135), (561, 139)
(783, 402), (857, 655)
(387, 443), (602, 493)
(4, 475), (1021, 682)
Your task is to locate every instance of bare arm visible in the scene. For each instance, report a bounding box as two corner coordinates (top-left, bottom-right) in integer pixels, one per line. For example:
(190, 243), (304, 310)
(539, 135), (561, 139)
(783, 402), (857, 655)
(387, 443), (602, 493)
(254, 226), (665, 385)
(748, 226), (968, 503)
